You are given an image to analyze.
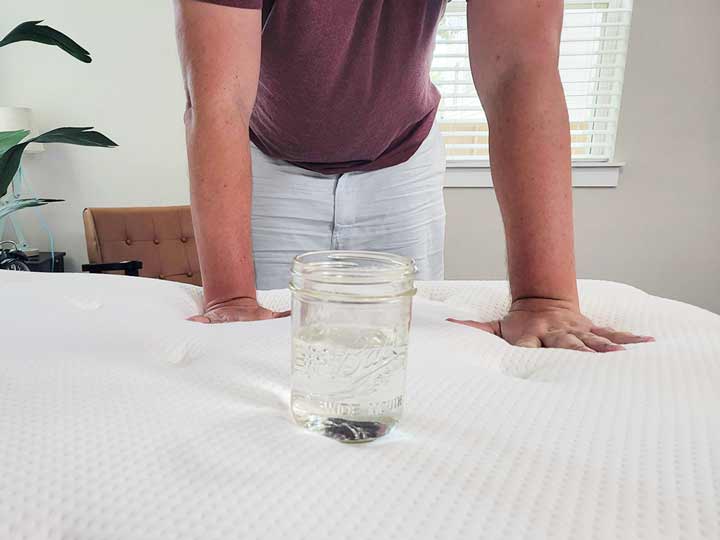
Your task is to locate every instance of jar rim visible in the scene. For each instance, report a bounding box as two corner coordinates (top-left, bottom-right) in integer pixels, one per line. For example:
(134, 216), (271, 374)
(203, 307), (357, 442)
(290, 250), (417, 287)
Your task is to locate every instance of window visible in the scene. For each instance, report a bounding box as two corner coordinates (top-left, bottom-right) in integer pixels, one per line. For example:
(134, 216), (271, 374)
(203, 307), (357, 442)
(432, 0), (634, 165)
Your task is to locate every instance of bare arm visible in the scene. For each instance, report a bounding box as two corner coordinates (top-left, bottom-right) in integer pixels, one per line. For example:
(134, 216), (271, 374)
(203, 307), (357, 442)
(449, 0), (654, 351)
(174, 0), (287, 322)
(469, 0), (576, 306)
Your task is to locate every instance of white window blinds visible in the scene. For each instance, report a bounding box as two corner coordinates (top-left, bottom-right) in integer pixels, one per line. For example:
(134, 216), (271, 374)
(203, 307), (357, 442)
(432, 0), (634, 163)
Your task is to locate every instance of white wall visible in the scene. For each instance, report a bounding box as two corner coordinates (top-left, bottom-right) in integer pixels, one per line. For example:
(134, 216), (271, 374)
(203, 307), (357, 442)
(2, 0), (719, 313)
(1, 0), (189, 262)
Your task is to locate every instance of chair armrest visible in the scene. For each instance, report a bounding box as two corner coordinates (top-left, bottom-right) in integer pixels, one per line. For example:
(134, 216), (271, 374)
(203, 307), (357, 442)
(82, 260), (143, 277)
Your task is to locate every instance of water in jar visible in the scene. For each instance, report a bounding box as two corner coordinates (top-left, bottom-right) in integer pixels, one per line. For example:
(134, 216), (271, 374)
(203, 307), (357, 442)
(291, 323), (409, 443)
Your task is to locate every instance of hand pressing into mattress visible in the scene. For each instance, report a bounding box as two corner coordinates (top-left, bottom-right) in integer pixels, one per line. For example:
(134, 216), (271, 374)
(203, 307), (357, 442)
(188, 297), (290, 324)
(448, 297), (654, 352)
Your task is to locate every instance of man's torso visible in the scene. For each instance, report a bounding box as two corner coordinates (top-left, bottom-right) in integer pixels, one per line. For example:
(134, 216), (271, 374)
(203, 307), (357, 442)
(245, 0), (447, 173)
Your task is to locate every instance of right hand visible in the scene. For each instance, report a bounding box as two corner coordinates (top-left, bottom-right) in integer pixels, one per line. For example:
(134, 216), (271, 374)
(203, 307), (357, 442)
(188, 297), (290, 324)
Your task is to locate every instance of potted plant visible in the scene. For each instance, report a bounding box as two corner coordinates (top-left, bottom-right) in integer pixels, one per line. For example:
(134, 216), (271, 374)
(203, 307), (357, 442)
(0, 20), (117, 221)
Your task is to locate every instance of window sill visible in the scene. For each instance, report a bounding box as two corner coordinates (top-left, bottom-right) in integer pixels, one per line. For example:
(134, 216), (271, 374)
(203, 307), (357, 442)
(444, 161), (624, 188)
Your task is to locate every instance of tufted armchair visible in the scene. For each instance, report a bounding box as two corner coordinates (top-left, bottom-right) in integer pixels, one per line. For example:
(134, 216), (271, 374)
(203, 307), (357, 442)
(82, 206), (201, 286)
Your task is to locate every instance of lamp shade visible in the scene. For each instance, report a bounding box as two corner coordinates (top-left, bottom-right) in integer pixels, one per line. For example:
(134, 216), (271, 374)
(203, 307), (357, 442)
(0, 106), (44, 154)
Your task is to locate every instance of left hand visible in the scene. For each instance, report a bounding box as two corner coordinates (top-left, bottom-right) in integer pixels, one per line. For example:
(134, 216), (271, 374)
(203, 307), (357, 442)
(448, 297), (655, 352)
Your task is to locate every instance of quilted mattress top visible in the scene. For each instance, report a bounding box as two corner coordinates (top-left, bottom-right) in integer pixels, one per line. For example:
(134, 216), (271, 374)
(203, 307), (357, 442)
(1, 271), (718, 540)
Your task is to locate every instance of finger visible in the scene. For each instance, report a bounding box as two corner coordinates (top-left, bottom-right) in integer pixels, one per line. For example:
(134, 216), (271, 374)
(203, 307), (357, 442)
(576, 332), (625, 353)
(591, 326), (655, 344)
(541, 332), (594, 352)
(272, 310), (291, 319)
(514, 335), (542, 349)
(447, 318), (501, 336)
(187, 315), (211, 324)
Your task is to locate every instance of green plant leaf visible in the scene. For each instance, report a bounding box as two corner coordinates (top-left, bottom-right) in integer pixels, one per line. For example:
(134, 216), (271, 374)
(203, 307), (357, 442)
(0, 141), (29, 199)
(33, 127), (118, 147)
(0, 130), (29, 155)
(0, 197), (63, 221)
(0, 127), (118, 198)
(0, 20), (92, 63)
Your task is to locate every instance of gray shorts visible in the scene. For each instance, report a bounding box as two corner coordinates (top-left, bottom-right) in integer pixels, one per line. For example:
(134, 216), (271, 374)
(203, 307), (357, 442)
(251, 124), (447, 290)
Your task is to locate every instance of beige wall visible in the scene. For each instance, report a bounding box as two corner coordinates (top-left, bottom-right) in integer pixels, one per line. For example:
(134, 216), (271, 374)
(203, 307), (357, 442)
(1, 1), (718, 312)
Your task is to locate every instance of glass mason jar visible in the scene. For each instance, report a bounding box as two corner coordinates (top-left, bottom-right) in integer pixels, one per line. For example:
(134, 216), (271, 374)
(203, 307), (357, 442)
(289, 251), (417, 443)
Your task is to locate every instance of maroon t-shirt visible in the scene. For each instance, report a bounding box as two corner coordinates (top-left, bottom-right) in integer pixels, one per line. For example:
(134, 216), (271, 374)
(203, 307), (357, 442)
(195, 0), (446, 174)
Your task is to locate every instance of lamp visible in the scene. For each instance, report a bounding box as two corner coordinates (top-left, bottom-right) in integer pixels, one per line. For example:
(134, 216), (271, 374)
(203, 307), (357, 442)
(0, 106), (44, 153)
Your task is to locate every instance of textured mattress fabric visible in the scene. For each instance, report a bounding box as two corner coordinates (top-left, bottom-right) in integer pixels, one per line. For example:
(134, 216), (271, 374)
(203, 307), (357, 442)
(1, 271), (718, 540)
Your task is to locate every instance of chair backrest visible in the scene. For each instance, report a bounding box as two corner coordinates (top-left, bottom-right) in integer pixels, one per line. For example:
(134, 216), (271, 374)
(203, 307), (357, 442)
(83, 206), (201, 286)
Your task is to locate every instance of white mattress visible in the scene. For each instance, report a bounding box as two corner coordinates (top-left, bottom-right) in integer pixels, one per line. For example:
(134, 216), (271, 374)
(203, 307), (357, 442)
(1, 271), (719, 540)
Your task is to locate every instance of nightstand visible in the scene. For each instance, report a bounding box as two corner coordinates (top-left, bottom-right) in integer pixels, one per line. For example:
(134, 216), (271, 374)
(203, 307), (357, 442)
(26, 251), (66, 273)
